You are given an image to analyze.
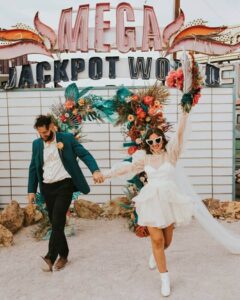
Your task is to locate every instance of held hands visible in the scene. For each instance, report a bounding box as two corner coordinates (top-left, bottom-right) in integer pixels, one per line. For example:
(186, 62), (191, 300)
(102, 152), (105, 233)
(92, 170), (104, 184)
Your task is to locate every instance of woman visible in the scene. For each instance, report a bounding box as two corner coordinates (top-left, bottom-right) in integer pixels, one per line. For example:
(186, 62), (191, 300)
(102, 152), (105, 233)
(104, 109), (240, 297)
(104, 110), (193, 296)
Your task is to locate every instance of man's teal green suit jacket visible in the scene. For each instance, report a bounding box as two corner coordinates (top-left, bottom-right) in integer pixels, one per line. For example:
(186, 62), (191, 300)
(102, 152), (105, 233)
(28, 132), (100, 195)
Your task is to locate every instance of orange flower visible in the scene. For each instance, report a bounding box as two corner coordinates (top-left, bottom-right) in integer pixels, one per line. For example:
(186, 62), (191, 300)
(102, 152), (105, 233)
(72, 108), (78, 115)
(148, 106), (156, 116)
(136, 108), (146, 120)
(78, 98), (85, 106)
(128, 146), (138, 155)
(131, 95), (139, 101)
(65, 100), (75, 110)
(154, 100), (161, 108)
(128, 114), (135, 122)
(143, 96), (154, 106)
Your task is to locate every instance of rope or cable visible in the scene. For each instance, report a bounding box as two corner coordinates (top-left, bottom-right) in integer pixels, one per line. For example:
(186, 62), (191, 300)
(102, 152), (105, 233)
(202, 0), (231, 25)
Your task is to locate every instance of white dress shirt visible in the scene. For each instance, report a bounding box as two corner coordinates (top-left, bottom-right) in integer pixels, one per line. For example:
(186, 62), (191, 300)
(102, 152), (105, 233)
(43, 136), (70, 183)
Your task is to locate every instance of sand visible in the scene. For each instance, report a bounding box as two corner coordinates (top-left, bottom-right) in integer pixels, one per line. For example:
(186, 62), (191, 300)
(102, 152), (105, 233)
(0, 218), (240, 300)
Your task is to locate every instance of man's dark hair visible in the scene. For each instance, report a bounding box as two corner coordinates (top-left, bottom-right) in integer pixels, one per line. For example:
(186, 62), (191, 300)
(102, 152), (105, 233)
(34, 115), (52, 129)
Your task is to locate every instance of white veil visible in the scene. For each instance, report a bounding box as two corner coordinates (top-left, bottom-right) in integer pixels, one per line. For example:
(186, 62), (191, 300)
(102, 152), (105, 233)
(175, 161), (240, 254)
(176, 51), (240, 254)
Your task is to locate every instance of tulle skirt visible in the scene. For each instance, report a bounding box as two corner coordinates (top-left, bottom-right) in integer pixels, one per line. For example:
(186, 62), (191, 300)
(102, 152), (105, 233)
(134, 179), (194, 228)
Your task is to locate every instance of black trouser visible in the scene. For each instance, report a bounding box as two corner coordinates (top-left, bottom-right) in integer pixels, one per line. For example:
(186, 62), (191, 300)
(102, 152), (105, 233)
(42, 178), (74, 264)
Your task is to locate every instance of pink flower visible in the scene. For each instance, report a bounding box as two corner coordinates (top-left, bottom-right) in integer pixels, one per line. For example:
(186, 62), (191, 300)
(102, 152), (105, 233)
(57, 142), (64, 150)
(166, 68), (184, 91)
(166, 70), (177, 88)
(176, 68), (184, 91)
(176, 68), (183, 81)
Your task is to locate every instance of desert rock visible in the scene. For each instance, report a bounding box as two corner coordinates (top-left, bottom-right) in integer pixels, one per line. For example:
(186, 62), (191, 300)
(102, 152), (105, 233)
(0, 224), (13, 247)
(74, 199), (103, 219)
(0, 200), (24, 233)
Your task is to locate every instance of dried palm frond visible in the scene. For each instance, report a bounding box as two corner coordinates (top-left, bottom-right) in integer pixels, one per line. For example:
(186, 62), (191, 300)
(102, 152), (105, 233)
(136, 82), (170, 104)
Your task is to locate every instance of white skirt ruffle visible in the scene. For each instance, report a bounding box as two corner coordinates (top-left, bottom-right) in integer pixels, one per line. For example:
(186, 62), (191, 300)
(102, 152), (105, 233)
(134, 179), (194, 228)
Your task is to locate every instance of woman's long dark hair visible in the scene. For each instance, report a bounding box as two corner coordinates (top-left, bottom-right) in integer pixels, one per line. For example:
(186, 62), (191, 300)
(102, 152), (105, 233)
(142, 127), (168, 154)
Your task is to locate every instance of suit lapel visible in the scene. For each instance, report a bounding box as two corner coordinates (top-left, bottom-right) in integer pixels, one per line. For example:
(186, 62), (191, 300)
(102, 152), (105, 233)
(56, 132), (64, 163)
(39, 139), (44, 167)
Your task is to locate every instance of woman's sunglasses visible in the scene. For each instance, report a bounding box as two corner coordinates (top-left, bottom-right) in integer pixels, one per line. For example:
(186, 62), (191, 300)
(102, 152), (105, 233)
(146, 136), (163, 146)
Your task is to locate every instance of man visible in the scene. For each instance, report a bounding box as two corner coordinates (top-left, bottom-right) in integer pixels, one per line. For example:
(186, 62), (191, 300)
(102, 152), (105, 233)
(28, 115), (104, 272)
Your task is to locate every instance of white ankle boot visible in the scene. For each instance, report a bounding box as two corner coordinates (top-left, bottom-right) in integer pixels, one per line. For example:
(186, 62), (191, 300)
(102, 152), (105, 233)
(148, 253), (157, 270)
(160, 272), (171, 297)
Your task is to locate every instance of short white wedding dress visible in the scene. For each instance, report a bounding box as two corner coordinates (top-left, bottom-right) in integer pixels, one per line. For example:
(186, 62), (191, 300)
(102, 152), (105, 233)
(108, 112), (193, 228)
(106, 112), (240, 254)
(133, 158), (193, 228)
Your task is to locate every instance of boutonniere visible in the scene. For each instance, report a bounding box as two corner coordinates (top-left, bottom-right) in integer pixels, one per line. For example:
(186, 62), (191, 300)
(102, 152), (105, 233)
(57, 142), (64, 150)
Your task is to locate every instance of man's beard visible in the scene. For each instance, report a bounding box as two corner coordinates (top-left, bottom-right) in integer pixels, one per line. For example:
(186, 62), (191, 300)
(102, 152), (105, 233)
(43, 130), (54, 142)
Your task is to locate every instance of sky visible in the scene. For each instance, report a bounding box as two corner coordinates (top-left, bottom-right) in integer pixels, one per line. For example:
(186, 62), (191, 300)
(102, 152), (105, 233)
(1, 0), (240, 29)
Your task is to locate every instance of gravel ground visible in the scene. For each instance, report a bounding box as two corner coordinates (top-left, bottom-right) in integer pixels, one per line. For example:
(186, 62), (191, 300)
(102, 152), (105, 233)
(0, 218), (240, 300)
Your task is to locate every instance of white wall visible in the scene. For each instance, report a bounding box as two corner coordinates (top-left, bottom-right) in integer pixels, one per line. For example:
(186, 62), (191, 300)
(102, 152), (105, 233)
(0, 86), (234, 206)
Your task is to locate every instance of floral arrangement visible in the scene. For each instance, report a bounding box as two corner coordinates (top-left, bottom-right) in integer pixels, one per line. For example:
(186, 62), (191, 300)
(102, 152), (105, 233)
(114, 82), (171, 156)
(50, 82), (171, 150)
(166, 52), (203, 113)
(112, 83), (172, 235)
(50, 83), (116, 140)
